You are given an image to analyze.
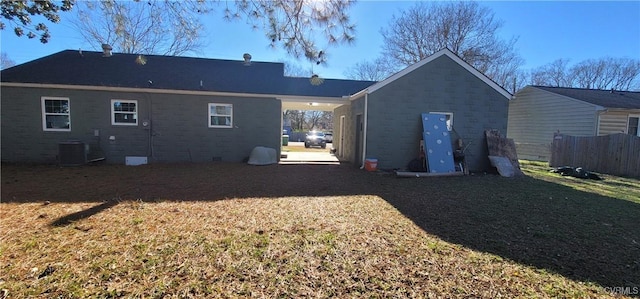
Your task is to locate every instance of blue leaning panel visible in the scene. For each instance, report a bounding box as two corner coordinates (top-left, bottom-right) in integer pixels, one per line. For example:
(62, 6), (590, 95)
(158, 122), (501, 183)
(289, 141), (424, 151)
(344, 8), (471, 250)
(422, 113), (456, 173)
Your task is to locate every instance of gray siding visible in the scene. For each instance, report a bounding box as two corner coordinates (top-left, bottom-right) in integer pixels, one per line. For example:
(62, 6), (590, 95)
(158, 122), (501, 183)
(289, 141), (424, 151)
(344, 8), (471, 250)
(508, 86), (600, 161)
(333, 95), (365, 165)
(365, 55), (509, 172)
(1, 86), (281, 164)
(333, 104), (350, 162)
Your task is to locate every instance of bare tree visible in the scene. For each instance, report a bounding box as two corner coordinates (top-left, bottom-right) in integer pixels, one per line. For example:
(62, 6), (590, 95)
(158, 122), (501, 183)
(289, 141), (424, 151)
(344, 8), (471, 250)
(530, 57), (640, 91)
(71, 0), (355, 62)
(73, 1), (207, 55)
(287, 110), (307, 131)
(344, 57), (395, 81)
(530, 59), (572, 87)
(1, 52), (16, 70)
(613, 58), (640, 90)
(303, 111), (333, 131)
(510, 69), (530, 94)
(1, 0), (74, 43)
(317, 111), (333, 131)
(569, 58), (640, 90)
(305, 111), (324, 131)
(380, 1), (523, 89)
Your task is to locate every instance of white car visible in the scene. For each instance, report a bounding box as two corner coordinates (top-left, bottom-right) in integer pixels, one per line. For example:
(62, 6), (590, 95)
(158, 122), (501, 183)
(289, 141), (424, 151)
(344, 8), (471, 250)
(305, 131), (327, 148)
(324, 132), (333, 143)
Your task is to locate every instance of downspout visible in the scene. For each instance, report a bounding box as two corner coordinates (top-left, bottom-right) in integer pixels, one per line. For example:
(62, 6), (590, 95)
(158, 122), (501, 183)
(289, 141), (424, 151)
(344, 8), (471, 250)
(595, 107), (607, 136)
(360, 93), (369, 169)
(149, 96), (153, 160)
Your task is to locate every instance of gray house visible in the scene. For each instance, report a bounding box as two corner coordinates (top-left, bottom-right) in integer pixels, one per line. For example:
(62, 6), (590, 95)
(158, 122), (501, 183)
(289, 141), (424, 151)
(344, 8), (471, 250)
(333, 49), (512, 172)
(1, 50), (372, 164)
(508, 86), (640, 161)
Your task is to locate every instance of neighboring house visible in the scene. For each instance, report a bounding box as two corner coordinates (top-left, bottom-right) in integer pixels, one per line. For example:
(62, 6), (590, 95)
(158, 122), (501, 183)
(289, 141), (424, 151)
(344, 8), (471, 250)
(508, 86), (640, 161)
(333, 49), (512, 173)
(1, 49), (372, 164)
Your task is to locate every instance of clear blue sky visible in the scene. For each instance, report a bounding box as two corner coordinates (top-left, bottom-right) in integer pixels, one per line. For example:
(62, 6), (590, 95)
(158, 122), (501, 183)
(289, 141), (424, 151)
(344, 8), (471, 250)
(1, 1), (639, 79)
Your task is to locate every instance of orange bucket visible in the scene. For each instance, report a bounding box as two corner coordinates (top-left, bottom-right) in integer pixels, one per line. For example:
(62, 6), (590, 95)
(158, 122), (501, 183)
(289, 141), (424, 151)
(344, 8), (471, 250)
(365, 158), (378, 171)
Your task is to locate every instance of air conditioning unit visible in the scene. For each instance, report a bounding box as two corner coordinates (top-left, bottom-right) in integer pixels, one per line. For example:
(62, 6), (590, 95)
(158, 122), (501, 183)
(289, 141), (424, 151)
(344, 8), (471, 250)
(59, 141), (87, 166)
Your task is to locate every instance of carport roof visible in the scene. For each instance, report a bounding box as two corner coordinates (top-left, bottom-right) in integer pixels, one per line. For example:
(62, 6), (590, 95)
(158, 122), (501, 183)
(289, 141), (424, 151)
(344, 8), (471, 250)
(0, 50), (375, 98)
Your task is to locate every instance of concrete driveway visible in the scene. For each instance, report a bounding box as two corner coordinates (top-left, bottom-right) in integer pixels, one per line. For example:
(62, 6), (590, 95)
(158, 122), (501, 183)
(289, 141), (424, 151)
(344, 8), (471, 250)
(280, 142), (339, 164)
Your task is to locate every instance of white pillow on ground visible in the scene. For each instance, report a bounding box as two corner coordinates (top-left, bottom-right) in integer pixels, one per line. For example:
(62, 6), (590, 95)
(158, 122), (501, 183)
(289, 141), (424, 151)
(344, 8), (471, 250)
(247, 146), (277, 165)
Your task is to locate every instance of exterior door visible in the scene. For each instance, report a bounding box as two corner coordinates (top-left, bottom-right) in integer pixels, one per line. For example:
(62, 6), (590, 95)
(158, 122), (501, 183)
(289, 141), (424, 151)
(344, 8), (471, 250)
(355, 114), (363, 167)
(339, 115), (345, 157)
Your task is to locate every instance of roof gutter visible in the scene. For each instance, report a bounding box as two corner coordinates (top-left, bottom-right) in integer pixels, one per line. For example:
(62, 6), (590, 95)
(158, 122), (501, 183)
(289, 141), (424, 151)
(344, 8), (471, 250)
(349, 87), (369, 101)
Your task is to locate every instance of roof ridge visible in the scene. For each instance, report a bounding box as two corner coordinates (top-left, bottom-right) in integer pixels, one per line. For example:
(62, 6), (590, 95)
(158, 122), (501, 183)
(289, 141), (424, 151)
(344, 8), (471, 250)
(58, 49), (281, 65)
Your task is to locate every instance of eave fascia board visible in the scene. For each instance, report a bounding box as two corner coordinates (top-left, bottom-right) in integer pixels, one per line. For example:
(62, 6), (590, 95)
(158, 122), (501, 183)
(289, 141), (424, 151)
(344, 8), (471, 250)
(1, 82), (346, 102)
(348, 88), (369, 100)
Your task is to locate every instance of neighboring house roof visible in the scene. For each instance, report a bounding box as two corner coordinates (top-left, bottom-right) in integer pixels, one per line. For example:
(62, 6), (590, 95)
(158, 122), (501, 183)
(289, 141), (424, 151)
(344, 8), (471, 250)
(355, 48), (512, 99)
(0, 50), (374, 98)
(531, 86), (640, 109)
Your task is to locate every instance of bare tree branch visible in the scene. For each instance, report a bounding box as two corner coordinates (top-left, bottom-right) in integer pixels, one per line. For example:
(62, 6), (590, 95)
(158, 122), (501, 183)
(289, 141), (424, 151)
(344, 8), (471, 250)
(70, 0), (355, 63)
(380, 1), (523, 90)
(343, 57), (395, 81)
(73, 1), (207, 56)
(529, 57), (640, 91)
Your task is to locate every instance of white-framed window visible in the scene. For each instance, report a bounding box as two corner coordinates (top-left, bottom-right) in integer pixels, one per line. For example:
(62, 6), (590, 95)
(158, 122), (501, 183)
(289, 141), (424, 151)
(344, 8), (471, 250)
(628, 115), (639, 137)
(111, 99), (138, 125)
(208, 103), (233, 128)
(42, 97), (71, 131)
(430, 112), (453, 131)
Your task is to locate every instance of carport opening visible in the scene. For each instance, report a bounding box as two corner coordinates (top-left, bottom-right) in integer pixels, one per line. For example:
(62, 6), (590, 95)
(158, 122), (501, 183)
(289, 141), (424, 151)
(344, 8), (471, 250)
(280, 101), (340, 165)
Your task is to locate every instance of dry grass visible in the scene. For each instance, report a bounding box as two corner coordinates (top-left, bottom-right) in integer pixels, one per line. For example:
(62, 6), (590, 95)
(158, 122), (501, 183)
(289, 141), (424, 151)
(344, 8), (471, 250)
(1, 161), (638, 298)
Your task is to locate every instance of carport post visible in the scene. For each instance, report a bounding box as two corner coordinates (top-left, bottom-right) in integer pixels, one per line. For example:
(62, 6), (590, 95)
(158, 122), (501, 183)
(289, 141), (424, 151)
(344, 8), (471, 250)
(360, 93), (369, 169)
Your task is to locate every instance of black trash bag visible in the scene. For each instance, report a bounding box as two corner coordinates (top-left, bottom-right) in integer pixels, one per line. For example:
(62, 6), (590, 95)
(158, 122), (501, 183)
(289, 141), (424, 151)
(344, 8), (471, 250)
(550, 166), (603, 180)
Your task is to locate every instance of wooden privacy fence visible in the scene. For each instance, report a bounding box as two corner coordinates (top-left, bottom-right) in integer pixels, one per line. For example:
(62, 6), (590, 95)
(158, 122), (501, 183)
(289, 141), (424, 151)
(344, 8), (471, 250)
(550, 133), (640, 177)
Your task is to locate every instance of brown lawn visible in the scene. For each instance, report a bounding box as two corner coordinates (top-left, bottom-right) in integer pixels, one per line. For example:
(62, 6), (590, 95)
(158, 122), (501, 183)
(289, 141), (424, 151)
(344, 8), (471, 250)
(1, 161), (638, 298)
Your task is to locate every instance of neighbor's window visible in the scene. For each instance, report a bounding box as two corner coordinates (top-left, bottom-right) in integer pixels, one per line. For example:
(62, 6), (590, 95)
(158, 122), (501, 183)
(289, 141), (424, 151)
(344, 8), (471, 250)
(42, 97), (70, 131)
(209, 103), (233, 128)
(430, 112), (453, 131)
(111, 99), (138, 125)
(628, 115), (639, 136)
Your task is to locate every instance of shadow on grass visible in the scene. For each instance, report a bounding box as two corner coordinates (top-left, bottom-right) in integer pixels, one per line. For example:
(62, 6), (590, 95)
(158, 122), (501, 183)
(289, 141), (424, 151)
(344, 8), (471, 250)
(2, 162), (639, 291)
(374, 174), (640, 292)
(50, 200), (120, 227)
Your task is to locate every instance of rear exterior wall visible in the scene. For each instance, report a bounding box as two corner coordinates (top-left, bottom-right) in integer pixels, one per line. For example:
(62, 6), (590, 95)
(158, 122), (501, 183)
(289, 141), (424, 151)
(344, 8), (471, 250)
(333, 96), (365, 165)
(1, 86), (281, 164)
(365, 55), (509, 172)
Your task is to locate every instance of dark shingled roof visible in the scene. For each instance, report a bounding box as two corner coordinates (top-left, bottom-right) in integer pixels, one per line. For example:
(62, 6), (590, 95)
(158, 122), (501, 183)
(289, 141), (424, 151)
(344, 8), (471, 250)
(534, 86), (640, 109)
(1, 50), (375, 98)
